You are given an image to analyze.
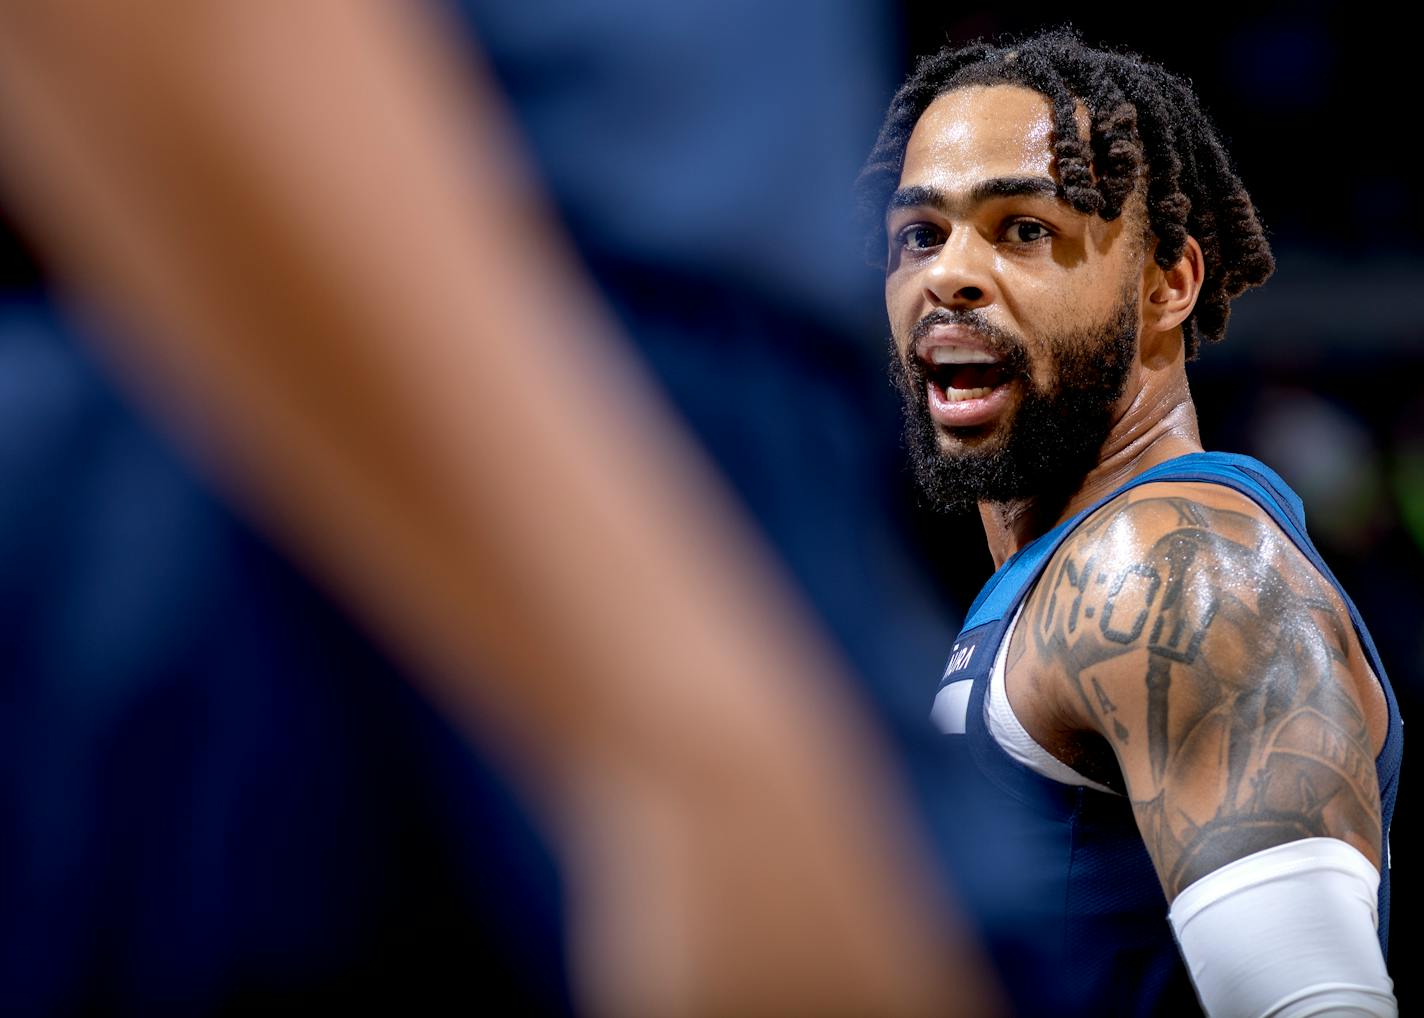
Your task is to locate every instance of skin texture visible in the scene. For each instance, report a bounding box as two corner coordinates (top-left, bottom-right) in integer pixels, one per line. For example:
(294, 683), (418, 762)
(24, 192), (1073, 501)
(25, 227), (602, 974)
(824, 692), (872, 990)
(1012, 483), (1385, 896)
(888, 85), (1387, 900)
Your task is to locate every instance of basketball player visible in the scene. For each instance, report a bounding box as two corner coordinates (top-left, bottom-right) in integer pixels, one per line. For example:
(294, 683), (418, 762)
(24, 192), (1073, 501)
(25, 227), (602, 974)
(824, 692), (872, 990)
(861, 28), (1402, 1016)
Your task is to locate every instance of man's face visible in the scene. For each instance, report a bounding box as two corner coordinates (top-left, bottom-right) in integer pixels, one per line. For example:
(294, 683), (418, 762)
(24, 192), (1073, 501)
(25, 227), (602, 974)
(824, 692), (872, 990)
(885, 85), (1146, 512)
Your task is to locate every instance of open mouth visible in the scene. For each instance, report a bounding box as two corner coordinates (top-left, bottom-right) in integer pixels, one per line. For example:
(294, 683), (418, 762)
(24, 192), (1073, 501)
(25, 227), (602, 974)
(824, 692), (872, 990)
(928, 361), (1012, 402)
(916, 344), (1017, 428)
(923, 346), (1011, 402)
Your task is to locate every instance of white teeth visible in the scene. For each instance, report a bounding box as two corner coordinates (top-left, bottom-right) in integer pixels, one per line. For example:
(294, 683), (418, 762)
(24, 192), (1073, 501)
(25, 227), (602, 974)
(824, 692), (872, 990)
(928, 346), (997, 365)
(946, 386), (994, 402)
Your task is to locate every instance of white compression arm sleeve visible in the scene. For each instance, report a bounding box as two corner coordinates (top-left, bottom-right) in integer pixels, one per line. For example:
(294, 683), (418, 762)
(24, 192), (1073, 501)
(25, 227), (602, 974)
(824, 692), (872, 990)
(1168, 838), (1395, 1017)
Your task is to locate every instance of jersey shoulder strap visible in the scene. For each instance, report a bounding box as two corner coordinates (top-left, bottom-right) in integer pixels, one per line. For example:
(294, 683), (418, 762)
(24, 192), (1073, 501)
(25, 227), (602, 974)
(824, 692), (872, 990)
(958, 451), (1287, 632)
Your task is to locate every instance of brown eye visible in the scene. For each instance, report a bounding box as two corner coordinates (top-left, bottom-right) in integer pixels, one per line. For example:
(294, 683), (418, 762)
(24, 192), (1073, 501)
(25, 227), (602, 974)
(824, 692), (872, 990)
(897, 224), (944, 251)
(1003, 220), (1050, 243)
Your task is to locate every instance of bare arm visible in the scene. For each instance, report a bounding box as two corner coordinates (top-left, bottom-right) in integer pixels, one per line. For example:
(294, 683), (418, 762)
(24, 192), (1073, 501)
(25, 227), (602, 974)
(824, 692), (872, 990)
(0, 3), (988, 1014)
(1015, 484), (1383, 898)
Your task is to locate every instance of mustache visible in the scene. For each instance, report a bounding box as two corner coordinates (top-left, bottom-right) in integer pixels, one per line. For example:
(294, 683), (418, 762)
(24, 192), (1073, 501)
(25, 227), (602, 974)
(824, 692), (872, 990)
(907, 308), (1028, 373)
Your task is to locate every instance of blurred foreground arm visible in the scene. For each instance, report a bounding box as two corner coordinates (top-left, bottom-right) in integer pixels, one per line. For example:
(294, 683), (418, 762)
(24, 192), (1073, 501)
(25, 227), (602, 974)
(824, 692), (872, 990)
(0, 2), (992, 1014)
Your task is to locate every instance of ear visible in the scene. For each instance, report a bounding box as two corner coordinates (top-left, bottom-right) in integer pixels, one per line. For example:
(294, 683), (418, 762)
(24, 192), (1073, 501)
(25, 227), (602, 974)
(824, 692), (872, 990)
(1144, 235), (1204, 336)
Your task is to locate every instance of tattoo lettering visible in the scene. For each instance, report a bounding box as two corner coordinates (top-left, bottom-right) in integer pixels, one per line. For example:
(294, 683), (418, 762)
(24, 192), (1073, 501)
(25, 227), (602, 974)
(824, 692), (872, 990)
(1020, 495), (1382, 898)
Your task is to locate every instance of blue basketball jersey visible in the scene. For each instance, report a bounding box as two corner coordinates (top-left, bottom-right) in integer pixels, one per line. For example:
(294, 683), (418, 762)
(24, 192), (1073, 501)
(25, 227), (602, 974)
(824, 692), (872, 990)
(930, 452), (1403, 1016)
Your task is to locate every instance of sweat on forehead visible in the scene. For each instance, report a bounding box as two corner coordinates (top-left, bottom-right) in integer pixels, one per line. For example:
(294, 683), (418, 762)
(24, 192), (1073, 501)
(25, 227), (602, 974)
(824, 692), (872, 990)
(894, 86), (1138, 248)
(903, 87), (1061, 192)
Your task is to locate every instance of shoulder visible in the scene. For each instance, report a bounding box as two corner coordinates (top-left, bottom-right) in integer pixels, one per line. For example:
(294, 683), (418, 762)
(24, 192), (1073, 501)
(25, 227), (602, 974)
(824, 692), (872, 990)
(1055, 480), (1291, 581)
(1016, 476), (1371, 793)
(1033, 479), (1346, 663)
(1015, 479), (1386, 892)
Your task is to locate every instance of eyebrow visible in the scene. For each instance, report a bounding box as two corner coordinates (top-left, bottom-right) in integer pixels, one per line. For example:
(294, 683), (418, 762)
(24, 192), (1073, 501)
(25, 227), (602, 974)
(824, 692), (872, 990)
(886, 176), (1064, 217)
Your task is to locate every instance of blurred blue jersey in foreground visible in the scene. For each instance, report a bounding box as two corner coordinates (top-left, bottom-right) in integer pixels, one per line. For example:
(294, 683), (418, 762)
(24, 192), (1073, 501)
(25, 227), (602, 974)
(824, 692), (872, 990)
(0, 2), (970, 1013)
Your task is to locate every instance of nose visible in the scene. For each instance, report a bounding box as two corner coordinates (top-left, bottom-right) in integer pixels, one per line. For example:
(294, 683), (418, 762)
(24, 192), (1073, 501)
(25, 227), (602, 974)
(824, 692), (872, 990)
(923, 229), (996, 310)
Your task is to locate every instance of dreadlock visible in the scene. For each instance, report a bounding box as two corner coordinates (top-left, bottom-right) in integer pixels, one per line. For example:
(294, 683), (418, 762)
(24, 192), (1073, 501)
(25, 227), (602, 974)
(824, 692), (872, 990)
(857, 27), (1274, 359)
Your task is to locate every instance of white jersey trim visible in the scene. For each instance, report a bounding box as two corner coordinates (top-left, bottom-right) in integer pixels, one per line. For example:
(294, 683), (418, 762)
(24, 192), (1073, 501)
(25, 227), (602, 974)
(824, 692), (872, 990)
(984, 603), (1118, 795)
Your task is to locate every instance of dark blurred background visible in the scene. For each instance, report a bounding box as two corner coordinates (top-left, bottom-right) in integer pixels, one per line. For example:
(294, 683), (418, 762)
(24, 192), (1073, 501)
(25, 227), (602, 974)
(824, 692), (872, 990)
(0, 2), (1416, 1013)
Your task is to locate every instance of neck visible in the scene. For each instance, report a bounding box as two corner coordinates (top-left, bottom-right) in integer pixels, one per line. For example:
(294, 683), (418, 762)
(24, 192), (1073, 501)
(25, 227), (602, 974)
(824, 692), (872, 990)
(978, 371), (1202, 568)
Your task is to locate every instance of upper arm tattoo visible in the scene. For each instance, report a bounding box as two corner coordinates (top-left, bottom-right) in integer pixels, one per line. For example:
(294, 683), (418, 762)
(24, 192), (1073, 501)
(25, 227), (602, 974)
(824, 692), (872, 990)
(1022, 495), (1381, 898)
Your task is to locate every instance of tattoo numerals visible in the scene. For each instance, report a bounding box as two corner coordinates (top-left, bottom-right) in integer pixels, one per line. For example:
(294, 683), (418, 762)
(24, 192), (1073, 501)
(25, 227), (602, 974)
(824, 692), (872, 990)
(1020, 494), (1382, 898)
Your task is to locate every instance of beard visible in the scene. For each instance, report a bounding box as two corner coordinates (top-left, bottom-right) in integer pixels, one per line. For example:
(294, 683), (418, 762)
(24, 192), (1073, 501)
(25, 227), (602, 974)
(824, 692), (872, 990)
(891, 286), (1138, 514)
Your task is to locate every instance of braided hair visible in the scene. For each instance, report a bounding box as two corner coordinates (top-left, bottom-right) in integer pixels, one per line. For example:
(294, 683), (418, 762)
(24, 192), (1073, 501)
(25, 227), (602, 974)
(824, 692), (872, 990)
(858, 27), (1274, 359)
